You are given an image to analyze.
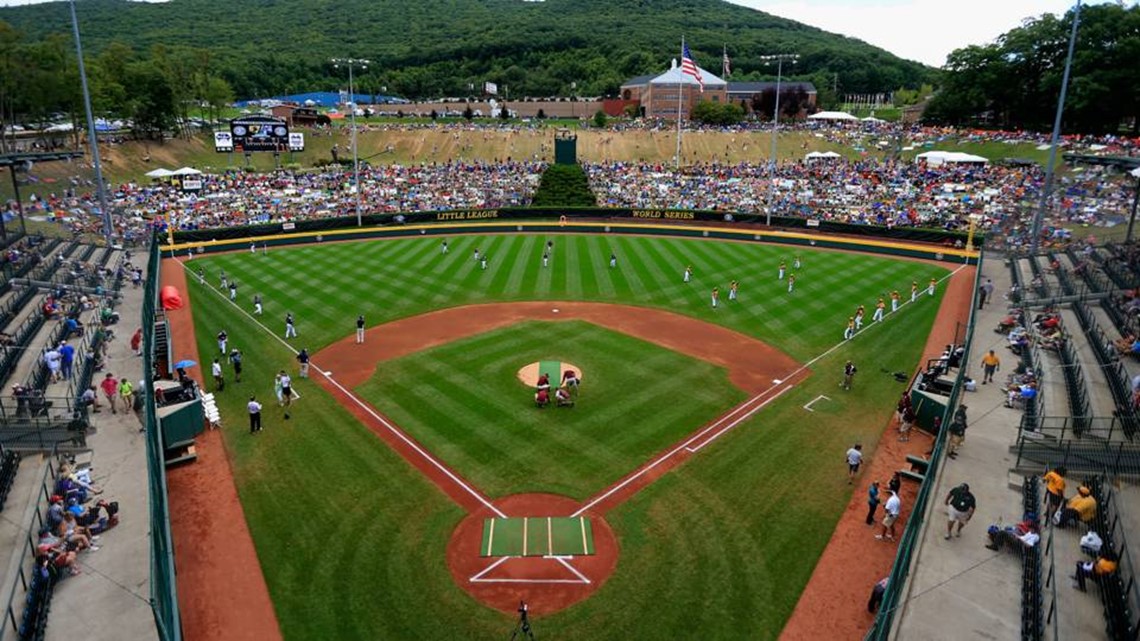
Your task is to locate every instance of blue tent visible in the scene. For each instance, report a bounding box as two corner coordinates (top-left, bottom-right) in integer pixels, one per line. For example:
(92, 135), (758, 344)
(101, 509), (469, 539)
(234, 92), (408, 108)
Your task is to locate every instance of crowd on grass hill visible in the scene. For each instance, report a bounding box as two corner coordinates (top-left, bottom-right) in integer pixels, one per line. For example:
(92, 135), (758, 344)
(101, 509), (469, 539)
(3, 122), (1138, 241)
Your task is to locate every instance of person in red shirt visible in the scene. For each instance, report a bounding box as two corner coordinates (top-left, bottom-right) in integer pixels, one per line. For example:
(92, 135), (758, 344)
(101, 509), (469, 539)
(129, 328), (143, 356)
(536, 373), (550, 391)
(534, 388), (550, 408)
(100, 373), (119, 414)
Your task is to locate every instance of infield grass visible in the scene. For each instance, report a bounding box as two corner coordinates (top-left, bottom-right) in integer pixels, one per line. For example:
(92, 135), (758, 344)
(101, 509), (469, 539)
(184, 232), (952, 640)
(355, 320), (747, 500)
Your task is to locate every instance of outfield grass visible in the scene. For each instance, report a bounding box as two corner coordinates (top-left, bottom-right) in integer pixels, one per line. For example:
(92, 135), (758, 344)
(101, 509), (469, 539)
(195, 234), (949, 361)
(184, 233), (950, 640)
(356, 320), (747, 500)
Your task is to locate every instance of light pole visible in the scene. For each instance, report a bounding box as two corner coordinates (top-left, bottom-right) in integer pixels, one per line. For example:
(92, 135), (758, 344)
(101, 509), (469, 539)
(760, 54), (798, 227)
(1030, 0), (1081, 252)
(68, 0), (113, 244)
(332, 58), (370, 226)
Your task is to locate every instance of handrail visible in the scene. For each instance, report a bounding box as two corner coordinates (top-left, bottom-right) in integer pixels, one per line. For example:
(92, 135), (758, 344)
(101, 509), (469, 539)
(0, 447), (59, 641)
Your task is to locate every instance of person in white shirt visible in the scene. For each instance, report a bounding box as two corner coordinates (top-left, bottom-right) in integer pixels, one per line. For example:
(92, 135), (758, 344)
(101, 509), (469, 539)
(279, 371), (293, 420)
(248, 397), (262, 434)
(211, 358), (224, 391)
(846, 444), (863, 484)
(876, 491), (902, 542)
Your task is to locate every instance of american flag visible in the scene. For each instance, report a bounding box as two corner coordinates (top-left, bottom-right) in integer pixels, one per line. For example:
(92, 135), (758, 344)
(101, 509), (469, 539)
(681, 43), (704, 92)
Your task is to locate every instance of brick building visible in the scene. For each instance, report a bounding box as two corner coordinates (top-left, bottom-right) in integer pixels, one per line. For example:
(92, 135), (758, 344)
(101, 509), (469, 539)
(620, 64), (817, 120)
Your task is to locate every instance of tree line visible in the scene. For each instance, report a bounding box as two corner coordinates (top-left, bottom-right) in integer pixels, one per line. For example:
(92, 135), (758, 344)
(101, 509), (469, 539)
(923, 3), (1140, 134)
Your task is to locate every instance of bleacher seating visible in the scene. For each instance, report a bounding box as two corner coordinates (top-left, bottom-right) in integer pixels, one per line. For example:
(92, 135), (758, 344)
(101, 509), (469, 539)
(18, 564), (56, 641)
(1072, 303), (1139, 439)
(1058, 337), (1091, 435)
(1085, 477), (1139, 641)
(1022, 476), (1044, 641)
(0, 449), (19, 512)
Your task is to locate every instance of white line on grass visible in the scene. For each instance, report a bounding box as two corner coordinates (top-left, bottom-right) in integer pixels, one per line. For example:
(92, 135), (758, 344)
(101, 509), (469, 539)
(803, 395), (831, 413)
(172, 258), (509, 519)
(468, 555), (590, 585)
(571, 263), (969, 517)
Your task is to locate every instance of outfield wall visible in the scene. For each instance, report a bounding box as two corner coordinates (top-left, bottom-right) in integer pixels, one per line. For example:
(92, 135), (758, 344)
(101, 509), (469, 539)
(170, 207), (981, 248)
(165, 220), (980, 266)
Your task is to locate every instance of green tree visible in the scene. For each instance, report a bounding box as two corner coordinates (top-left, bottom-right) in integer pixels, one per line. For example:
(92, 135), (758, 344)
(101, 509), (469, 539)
(690, 100), (743, 126)
(592, 109), (607, 128)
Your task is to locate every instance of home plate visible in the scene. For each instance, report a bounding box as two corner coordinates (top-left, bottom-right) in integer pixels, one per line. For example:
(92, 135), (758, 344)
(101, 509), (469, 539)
(773, 378), (783, 385)
(552, 309), (560, 313)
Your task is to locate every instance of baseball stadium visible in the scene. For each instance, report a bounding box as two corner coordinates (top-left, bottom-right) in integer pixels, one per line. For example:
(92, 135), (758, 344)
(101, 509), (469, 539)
(1, 1), (1140, 640)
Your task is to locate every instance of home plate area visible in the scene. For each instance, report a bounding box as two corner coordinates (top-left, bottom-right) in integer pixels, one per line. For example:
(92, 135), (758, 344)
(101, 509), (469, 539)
(470, 517), (595, 585)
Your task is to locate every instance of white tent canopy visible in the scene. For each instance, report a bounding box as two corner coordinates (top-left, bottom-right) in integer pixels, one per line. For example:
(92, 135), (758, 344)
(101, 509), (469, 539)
(915, 151), (989, 167)
(805, 151), (843, 161)
(144, 168), (175, 178)
(861, 116), (885, 123)
(172, 167), (203, 176)
(807, 111), (858, 121)
(1132, 167), (1140, 178)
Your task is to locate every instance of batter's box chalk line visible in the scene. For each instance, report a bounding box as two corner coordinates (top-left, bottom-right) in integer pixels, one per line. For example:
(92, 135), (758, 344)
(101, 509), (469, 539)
(469, 556), (591, 585)
(802, 395), (831, 413)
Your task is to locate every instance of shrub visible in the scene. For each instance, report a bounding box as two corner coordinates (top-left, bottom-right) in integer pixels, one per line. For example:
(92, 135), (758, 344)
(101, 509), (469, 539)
(531, 164), (597, 207)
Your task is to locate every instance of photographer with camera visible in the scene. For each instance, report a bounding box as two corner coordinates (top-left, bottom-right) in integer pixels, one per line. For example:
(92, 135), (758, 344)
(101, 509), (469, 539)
(511, 600), (535, 640)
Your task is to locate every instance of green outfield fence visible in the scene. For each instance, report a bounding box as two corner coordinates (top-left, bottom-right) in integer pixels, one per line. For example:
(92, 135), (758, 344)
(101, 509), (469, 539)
(864, 249), (986, 640)
(143, 237), (182, 640)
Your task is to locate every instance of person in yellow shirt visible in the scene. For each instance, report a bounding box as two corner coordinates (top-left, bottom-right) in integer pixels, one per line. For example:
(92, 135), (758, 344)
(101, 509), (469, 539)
(1074, 550), (1117, 592)
(1042, 466), (1066, 520)
(981, 349), (1001, 385)
(1058, 485), (1096, 528)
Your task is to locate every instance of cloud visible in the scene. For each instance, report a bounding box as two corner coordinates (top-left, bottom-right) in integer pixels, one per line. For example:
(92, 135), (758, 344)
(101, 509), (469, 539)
(730, 0), (1117, 67)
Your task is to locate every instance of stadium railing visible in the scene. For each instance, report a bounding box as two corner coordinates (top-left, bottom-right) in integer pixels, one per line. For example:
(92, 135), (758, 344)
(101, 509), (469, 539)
(1023, 476), (1044, 641)
(142, 237), (182, 641)
(0, 447), (60, 640)
(1039, 479), (1060, 641)
(864, 250), (985, 640)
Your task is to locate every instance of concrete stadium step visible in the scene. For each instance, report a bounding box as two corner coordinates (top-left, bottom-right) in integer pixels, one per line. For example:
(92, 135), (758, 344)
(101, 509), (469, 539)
(1011, 439), (1140, 477)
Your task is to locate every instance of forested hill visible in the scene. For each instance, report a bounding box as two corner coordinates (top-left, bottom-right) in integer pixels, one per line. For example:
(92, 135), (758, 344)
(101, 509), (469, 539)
(0, 0), (932, 100)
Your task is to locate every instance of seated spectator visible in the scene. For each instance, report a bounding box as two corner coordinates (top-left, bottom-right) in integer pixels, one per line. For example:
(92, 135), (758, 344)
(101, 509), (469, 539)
(1074, 550), (1118, 592)
(81, 385), (99, 413)
(36, 542), (79, 577)
(1056, 486), (1097, 528)
(100, 305), (119, 326)
(63, 314), (84, 339)
(534, 388), (550, 408)
(985, 516), (1040, 553)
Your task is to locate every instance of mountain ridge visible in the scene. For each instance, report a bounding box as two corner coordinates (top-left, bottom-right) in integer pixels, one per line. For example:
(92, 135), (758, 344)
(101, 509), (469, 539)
(0, 0), (933, 100)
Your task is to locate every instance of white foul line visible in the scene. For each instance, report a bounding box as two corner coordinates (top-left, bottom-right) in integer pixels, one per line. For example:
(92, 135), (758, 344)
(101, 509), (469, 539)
(173, 258), (508, 519)
(571, 263), (969, 518)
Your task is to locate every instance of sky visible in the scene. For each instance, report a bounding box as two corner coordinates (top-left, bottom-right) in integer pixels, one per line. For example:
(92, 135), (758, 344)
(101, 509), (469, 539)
(731, 0), (1123, 67)
(0, 0), (1124, 68)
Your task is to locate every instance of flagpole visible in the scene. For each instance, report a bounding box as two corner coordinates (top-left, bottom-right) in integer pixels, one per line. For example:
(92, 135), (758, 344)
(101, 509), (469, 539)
(676, 37), (684, 169)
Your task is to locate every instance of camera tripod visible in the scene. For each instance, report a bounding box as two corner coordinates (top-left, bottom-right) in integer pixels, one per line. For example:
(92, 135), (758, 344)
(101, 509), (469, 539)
(510, 602), (536, 640)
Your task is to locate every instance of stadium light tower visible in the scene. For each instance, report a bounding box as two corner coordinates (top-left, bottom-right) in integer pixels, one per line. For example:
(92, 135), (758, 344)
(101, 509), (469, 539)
(759, 53), (798, 227)
(332, 58), (370, 226)
(68, 0), (113, 245)
(1030, 0), (1081, 252)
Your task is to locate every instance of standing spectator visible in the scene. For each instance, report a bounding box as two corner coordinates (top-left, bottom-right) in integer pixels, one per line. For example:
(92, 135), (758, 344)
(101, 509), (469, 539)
(58, 341), (74, 381)
(842, 360), (857, 390)
(118, 378), (134, 412)
(297, 349), (310, 378)
(846, 443), (863, 484)
(130, 327), (143, 356)
(888, 471), (902, 496)
(876, 490), (902, 542)
(43, 346), (62, 383)
(944, 483), (976, 540)
(248, 396), (263, 434)
(866, 481), (881, 526)
(980, 350), (1000, 384)
(978, 282), (988, 309)
(947, 412), (967, 459)
(211, 358), (224, 392)
(981, 279), (995, 308)
(899, 404), (916, 442)
(100, 373), (118, 414)
(356, 315), (365, 344)
(1043, 466), (1067, 521)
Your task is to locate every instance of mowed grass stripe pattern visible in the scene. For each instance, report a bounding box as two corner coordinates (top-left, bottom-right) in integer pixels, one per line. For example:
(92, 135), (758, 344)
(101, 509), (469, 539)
(355, 321), (747, 500)
(186, 233), (952, 640)
(201, 234), (950, 360)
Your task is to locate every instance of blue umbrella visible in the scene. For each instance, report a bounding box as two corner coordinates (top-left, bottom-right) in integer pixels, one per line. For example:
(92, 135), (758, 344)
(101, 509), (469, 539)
(173, 359), (197, 370)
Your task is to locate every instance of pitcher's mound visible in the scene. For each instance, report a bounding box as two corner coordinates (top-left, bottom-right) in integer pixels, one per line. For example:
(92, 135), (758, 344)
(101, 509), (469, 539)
(517, 361), (582, 386)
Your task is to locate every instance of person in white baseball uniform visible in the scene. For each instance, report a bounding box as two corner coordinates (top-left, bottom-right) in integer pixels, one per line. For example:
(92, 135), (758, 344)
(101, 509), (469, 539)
(356, 315), (365, 344)
(253, 294), (262, 316)
(683, 265), (692, 283)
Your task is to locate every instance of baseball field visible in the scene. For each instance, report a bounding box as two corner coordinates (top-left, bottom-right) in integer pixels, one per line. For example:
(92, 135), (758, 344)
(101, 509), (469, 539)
(171, 232), (957, 640)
